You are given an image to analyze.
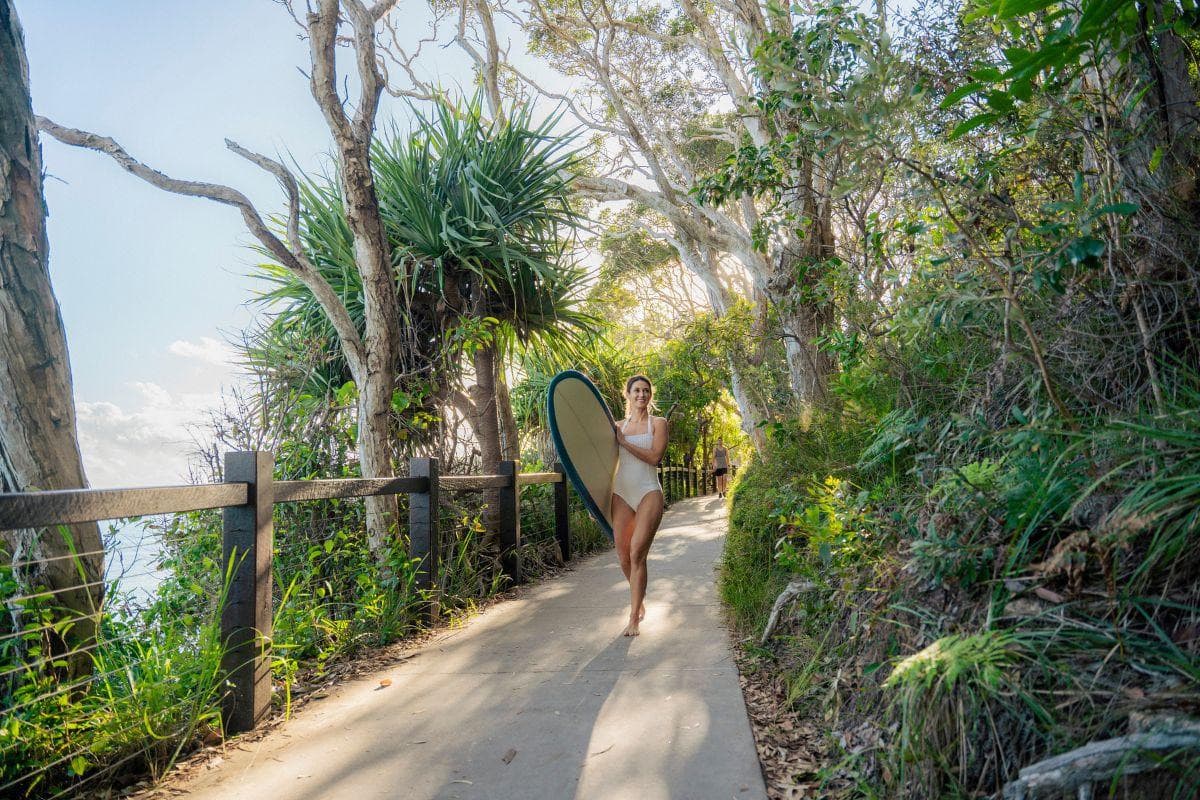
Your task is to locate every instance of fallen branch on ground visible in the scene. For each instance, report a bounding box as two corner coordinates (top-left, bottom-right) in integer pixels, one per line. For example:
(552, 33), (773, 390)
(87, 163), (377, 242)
(1002, 730), (1200, 799)
(760, 578), (816, 646)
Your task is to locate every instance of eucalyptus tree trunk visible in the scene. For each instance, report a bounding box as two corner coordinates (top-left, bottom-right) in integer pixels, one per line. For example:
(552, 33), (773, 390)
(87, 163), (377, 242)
(308, 0), (401, 555)
(468, 343), (505, 543)
(768, 222), (838, 409)
(494, 361), (521, 461)
(1, 0), (103, 679)
(701, 276), (771, 453)
(469, 344), (504, 470)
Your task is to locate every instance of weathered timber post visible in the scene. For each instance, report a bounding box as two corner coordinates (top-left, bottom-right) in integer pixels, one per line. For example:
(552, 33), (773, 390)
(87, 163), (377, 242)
(409, 457), (439, 624)
(221, 450), (273, 734)
(553, 462), (570, 563)
(497, 460), (521, 584)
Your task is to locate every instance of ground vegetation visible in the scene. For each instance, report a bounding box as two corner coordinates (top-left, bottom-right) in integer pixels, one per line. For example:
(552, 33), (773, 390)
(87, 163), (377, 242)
(715, 0), (1200, 797)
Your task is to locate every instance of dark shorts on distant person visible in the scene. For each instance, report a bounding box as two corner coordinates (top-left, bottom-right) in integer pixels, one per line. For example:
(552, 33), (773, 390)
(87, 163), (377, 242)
(714, 467), (727, 477)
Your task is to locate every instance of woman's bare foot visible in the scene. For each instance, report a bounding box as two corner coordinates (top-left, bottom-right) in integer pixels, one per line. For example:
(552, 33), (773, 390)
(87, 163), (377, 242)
(622, 617), (640, 636)
(638, 605), (646, 621)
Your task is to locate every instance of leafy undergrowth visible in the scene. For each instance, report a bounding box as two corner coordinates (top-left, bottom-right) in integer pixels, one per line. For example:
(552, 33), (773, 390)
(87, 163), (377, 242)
(721, 393), (1200, 799)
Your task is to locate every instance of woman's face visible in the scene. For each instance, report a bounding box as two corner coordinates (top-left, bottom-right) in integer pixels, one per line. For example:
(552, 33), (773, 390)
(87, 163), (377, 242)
(627, 380), (652, 411)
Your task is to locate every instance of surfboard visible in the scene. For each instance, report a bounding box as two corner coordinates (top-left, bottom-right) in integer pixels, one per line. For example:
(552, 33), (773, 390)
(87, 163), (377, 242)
(546, 370), (618, 538)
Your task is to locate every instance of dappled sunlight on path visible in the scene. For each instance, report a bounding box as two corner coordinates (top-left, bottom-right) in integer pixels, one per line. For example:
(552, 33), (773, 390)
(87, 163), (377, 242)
(173, 496), (765, 800)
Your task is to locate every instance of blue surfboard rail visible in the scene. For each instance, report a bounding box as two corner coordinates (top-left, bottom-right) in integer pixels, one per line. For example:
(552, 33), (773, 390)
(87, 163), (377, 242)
(546, 370), (616, 539)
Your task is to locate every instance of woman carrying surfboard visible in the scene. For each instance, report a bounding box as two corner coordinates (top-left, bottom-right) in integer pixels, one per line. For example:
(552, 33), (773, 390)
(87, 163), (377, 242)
(612, 375), (668, 637)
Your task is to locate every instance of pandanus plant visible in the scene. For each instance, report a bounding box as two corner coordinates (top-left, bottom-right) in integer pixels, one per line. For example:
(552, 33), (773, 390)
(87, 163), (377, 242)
(247, 95), (602, 471)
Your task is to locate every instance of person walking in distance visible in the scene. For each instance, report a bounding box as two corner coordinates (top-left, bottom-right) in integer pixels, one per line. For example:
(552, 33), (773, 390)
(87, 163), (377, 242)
(712, 437), (730, 498)
(611, 375), (668, 636)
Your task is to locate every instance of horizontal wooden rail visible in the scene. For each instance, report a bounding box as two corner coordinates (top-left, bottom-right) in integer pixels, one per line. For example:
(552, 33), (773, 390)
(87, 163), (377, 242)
(439, 474), (511, 491)
(0, 470), (570, 532)
(0, 483), (249, 530)
(516, 472), (563, 486)
(275, 476), (429, 503)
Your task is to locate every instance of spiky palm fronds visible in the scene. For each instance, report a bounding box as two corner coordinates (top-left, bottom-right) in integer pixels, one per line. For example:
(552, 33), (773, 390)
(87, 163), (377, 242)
(244, 94), (601, 413)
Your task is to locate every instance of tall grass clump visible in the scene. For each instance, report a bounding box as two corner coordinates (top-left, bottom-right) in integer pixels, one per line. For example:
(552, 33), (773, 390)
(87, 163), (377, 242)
(0, 530), (230, 798)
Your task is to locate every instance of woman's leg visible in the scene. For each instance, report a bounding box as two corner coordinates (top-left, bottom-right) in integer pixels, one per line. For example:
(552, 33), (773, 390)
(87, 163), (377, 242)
(624, 490), (664, 636)
(611, 495), (635, 579)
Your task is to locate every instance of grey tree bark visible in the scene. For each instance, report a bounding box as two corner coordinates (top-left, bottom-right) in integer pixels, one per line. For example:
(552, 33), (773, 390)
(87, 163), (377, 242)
(494, 359), (521, 461)
(39, 1), (408, 561)
(307, 0), (402, 555)
(0, 0), (103, 679)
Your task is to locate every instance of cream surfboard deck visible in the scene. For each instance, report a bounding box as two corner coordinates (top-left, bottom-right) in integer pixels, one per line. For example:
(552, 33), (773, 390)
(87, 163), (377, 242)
(547, 370), (618, 538)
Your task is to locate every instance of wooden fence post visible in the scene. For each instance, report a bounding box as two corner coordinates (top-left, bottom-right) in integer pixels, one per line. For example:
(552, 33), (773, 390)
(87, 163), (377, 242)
(497, 460), (521, 584)
(409, 457), (439, 624)
(553, 462), (570, 563)
(221, 450), (273, 735)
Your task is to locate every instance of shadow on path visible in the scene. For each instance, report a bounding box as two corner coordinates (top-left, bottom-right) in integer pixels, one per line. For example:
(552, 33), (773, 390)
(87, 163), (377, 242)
(175, 496), (765, 800)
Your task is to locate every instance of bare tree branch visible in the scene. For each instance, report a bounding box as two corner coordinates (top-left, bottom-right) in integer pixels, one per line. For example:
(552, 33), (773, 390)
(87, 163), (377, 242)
(36, 115), (369, 373)
(307, 1), (355, 144)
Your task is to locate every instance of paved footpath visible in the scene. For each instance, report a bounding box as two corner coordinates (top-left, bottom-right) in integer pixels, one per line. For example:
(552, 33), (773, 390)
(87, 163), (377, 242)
(177, 496), (767, 800)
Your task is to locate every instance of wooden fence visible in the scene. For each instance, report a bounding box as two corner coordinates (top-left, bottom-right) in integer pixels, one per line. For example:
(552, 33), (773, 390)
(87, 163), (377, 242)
(0, 454), (718, 738)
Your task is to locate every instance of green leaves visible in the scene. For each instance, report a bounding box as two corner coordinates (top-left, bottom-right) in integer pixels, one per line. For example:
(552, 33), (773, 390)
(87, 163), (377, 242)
(248, 93), (600, 421)
(943, 0), (1140, 141)
(1095, 202), (1139, 216)
(950, 112), (1002, 140)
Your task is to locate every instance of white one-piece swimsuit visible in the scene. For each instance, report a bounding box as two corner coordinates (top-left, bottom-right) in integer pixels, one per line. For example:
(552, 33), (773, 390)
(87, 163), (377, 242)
(612, 416), (662, 511)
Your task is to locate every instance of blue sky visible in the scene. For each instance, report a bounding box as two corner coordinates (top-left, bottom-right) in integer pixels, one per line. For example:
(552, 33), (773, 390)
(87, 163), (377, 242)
(20, 1), (475, 486)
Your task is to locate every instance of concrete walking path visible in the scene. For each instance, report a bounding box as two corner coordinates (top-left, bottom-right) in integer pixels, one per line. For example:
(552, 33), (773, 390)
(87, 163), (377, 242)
(176, 495), (767, 800)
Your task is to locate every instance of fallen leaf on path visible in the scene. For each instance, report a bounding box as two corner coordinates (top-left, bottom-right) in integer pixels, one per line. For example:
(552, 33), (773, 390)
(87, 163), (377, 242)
(451, 780), (473, 785)
(502, 748), (518, 764)
(589, 744), (614, 757)
(377, 678), (393, 690)
(1034, 586), (1065, 604)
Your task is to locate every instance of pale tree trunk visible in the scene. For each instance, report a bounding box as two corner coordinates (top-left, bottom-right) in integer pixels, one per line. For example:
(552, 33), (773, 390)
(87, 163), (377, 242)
(36, 0), (407, 563)
(701, 278), (770, 453)
(468, 343), (505, 542)
(308, 0), (402, 555)
(494, 358), (521, 461)
(469, 344), (504, 470)
(0, 0), (103, 679)
(768, 148), (839, 410)
(728, 365), (768, 453)
(506, 0), (842, 415)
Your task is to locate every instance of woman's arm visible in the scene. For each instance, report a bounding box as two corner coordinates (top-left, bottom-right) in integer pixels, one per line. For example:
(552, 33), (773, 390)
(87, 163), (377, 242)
(615, 417), (668, 466)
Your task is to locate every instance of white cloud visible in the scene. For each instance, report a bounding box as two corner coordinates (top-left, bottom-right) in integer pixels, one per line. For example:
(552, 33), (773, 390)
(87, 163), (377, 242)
(167, 336), (237, 367)
(76, 380), (225, 489)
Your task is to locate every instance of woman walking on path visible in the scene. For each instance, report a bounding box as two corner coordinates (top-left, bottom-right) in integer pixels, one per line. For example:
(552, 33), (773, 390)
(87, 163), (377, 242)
(611, 375), (668, 636)
(712, 438), (730, 498)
